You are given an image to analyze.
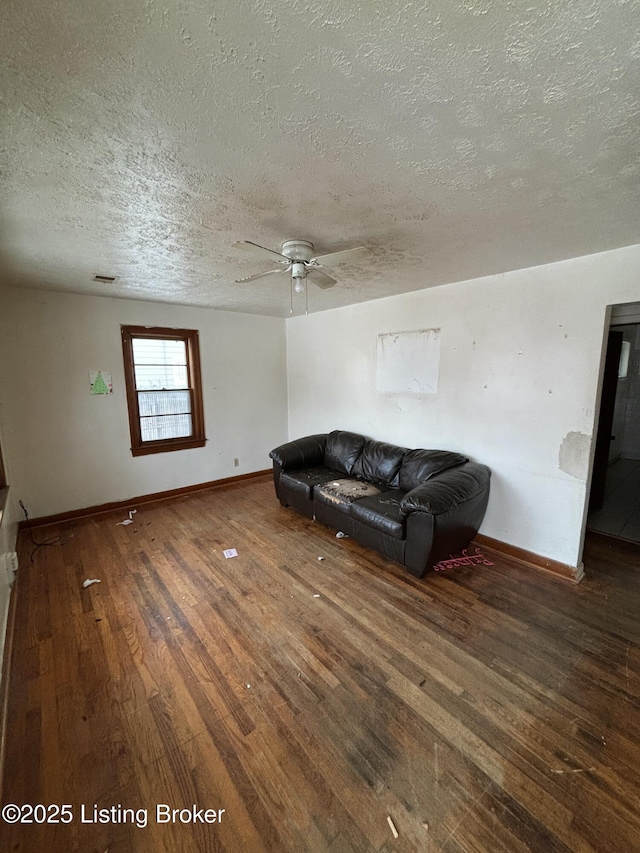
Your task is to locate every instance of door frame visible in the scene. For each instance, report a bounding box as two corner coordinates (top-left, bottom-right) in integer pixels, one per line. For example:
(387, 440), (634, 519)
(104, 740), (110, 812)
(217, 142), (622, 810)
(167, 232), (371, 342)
(589, 328), (623, 513)
(578, 301), (640, 564)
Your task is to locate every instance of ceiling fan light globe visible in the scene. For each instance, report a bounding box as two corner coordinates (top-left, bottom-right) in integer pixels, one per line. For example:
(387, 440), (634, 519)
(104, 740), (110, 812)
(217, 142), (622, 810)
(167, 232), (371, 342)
(293, 279), (305, 293)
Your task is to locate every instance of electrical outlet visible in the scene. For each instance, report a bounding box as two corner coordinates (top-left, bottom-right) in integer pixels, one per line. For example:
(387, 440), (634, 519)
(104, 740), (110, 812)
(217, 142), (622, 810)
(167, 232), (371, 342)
(234, 458), (239, 467)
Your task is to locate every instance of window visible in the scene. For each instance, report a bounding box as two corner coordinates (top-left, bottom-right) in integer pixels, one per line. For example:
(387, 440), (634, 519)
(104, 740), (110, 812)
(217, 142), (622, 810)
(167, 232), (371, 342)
(121, 326), (206, 456)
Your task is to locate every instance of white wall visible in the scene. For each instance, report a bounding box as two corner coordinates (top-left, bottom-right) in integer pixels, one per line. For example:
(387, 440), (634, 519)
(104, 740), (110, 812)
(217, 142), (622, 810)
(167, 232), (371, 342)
(287, 244), (640, 569)
(0, 287), (288, 519)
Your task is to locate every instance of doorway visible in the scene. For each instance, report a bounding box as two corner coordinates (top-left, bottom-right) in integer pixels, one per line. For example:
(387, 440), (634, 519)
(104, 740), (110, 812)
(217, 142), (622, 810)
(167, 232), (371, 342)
(587, 305), (640, 543)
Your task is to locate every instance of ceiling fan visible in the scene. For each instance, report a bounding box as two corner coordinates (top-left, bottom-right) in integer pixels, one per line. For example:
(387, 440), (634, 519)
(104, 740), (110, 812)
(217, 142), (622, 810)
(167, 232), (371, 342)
(232, 239), (372, 311)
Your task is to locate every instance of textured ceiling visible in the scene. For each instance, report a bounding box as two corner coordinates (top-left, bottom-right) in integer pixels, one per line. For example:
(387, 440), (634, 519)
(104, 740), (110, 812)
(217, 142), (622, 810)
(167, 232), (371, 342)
(1, 0), (639, 317)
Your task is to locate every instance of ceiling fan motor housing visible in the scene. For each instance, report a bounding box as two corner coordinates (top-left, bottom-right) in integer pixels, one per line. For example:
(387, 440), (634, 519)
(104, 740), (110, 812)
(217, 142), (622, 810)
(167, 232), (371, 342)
(291, 262), (307, 279)
(281, 240), (314, 261)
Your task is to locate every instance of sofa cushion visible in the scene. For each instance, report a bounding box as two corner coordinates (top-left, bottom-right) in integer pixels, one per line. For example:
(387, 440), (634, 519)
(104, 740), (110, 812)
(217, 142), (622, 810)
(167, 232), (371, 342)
(279, 467), (339, 501)
(350, 490), (407, 540)
(398, 449), (468, 491)
(315, 478), (382, 510)
(323, 431), (367, 475)
(352, 439), (407, 487)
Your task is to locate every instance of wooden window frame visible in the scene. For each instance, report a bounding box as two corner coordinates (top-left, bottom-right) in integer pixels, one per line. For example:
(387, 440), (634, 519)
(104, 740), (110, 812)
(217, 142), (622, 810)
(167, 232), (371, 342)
(121, 325), (206, 457)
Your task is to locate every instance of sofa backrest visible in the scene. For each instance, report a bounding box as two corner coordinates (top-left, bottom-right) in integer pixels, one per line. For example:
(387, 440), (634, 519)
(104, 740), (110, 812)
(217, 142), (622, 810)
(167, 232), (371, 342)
(398, 449), (468, 491)
(352, 439), (407, 487)
(321, 431), (468, 490)
(324, 430), (367, 475)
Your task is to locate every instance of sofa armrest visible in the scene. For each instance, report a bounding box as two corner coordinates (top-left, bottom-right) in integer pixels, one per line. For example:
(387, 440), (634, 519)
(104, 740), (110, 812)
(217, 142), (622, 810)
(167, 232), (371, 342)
(402, 462), (491, 577)
(400, 463), (491, 516)
(269, 434), (328, 471)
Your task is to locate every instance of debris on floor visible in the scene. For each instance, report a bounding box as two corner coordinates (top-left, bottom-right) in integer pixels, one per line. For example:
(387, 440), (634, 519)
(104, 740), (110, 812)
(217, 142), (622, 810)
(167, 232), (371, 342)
(82, 578), (101, 588)
(432, 547), (494, 572)
(313, 594), (321, 598)
(335, 531), (349, 539)
(223, 548), (238, 558)
(116, 509), (138, 526)
(318, 556), (325, 561)
(387, 815), (399, 838)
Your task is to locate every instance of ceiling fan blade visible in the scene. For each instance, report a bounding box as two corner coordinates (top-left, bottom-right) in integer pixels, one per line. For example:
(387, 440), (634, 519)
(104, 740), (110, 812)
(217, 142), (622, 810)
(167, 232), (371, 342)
(310, 246), (372, 267)
(235, 267), (289, 284)
(232, 241), (288, 262)
(306, 267), (337, 289)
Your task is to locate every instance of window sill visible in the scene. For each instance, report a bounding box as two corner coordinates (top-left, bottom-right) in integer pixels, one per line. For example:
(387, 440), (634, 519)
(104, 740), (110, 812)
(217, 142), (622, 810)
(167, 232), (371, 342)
(131, 438), (207, 457)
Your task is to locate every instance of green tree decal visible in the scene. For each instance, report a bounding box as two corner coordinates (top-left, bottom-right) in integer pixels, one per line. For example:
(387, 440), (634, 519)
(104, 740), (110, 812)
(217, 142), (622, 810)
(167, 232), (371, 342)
(92, 372), (110, 395)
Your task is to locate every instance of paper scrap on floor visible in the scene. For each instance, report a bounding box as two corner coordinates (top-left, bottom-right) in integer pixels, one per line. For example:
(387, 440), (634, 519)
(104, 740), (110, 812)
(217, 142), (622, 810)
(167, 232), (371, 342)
(117, 509), (137, 526)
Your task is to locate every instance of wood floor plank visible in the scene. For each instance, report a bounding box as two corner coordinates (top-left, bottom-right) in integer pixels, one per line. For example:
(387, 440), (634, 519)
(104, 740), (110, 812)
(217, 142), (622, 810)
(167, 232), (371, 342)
(2, 478), (640, 851)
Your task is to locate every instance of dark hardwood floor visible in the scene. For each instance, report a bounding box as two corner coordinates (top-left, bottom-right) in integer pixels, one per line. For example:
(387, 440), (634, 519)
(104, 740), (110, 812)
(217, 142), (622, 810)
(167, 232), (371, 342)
(1, 476), (640, 852)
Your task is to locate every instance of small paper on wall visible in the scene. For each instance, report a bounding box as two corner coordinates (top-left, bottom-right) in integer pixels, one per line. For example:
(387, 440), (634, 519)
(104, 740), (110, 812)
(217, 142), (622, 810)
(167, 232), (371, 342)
(90, 371), (113, 395)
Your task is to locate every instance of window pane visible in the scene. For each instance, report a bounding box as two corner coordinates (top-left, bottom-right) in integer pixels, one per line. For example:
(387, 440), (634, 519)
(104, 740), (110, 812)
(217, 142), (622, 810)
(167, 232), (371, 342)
(134, 363), (188, 390)
(140, 414), (193, 442)
(132, 337), (188, 390)
(132, 338), (187, 365)
(138, 390), (191, 417)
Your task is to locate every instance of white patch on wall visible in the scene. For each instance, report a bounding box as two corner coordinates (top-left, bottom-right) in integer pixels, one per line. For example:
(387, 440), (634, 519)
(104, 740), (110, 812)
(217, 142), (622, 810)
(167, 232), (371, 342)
(376, 328), (441, 394)
(558, 431), (591, 480)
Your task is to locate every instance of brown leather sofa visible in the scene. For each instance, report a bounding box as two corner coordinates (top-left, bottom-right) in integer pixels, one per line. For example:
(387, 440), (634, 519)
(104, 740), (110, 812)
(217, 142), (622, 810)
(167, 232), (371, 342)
(269, 430), (491, 578)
